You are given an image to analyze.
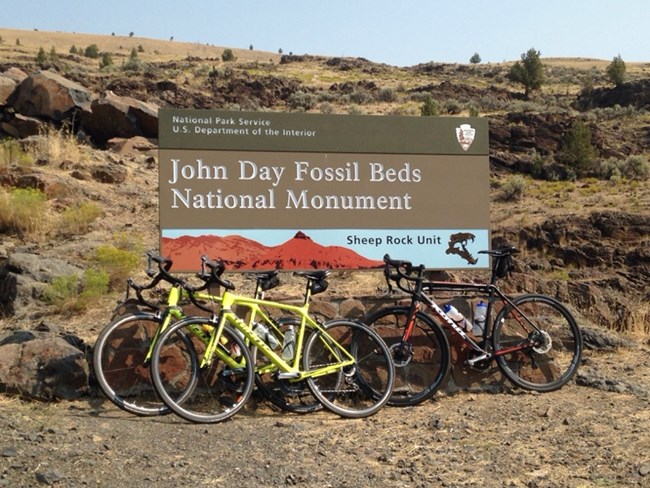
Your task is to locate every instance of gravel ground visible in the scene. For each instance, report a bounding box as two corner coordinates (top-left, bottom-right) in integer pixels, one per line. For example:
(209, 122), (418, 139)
(1, 344), (649, 488)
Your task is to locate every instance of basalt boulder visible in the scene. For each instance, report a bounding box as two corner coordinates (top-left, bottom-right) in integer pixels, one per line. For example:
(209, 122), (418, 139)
(8, 70), (92, 122)
(80, 90), (159, 146)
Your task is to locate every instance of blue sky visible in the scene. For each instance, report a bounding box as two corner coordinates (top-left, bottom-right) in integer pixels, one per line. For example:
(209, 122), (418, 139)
(2, 0), (648, 66)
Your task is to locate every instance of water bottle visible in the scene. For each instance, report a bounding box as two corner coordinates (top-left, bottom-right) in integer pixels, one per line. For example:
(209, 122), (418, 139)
(473, 300), (487, 336)
(253, 323), (280, 349)
(443, 304), (472, 332)
(281, 325), (296, 360)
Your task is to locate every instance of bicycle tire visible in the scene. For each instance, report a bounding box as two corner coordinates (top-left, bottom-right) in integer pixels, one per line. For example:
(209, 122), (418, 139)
(93, 311), (198, 416)
(492, 294), (583, 392)
(363, 306), (450, 406)
(303, 319), (395, 418)
(252, 317), (322, 414)
(150, 317), (255, 423)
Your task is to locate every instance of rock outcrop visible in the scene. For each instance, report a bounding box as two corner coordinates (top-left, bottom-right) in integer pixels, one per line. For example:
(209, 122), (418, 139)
(8, 70), (92, 122)
(1, 69), (160, 146)
(575, 79), (650, 111)
(81, 91), (159, 146)
(0, 325), (89, 400)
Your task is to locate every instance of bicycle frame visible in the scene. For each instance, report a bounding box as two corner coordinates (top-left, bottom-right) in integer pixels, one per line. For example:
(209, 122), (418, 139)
(142, 285), (188, 363)
(201, 289), (356, 380)
(387, 257), (544, 367)
(128, 251), (293, 367)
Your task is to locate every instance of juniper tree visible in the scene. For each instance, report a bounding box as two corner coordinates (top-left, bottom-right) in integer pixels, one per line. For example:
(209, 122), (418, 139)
(508, 48), (545, 98)
(558, 120), (597, 177)
(606, 54), (626, 86)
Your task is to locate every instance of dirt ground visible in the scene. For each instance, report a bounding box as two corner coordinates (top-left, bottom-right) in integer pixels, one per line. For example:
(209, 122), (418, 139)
(1, 342), (648, 488)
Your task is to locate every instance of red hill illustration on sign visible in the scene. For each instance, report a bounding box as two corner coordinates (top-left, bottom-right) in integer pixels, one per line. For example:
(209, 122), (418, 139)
(161, 231), (384, 270)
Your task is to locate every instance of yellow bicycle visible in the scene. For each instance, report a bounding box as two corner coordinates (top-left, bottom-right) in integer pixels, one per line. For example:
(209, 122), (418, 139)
(150, 258), (395, 423)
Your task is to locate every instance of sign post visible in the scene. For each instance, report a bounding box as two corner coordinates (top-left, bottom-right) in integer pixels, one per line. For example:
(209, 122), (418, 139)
(159, 109), (490, 271)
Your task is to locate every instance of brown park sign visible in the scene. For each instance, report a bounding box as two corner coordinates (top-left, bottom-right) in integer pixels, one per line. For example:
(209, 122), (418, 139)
(158, 109), (490, 271)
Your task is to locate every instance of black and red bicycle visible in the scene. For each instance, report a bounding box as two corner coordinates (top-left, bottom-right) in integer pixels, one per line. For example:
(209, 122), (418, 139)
(363, 247), (583, 406)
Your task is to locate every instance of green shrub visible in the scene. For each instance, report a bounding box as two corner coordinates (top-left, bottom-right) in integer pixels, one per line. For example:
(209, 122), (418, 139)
(530, 151), (546, 179)
(389, 103), (420, 116)
(409, 92), (432, 103)
(443, 99), (463, 114)
(378, 88), (397, 103)
(349, 89), (373, 105)
(58, 202), (104, 236)
(36, 47), (47, 64)
(0, 187), (48, 236)
(557, 120), (597, 176)
(0, 139), (34, 167)
(606, 55), (626, 86)
(79, 268), (110, 304)
(500, 175), (527, 201)
(319, 102), (335, 114)
(347, 105), (363, 115)
(99, 52), (113, 69)
(111, 231), (145, 254)
(42, 269), (109, 313)
(94, 245), (140, 288)
(288, 91), (316, 111)
(84, 44), (100, 59)
(316, 91), (339, 104)
(221, 49), (236, 62)
(420, 96), (439, 116)
(597, 157), (623, 181)
(621, 155), (650, 180)
(42, 274), (79, 310)
(122, 57), (144, 72)
(507, 47), (545, 98)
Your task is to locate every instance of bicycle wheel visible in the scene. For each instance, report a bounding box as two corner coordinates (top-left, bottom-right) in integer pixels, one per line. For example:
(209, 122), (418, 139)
(93, 312), (197, 416)
(363, 306), (450, 406)
(492, 294), (582, 392)
(150, 317), (255, 423)
(253, 317), (322, 414)
(303, 319), (394, 418)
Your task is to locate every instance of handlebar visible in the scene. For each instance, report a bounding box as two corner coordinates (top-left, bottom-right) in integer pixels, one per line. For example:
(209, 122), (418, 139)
(382, 254), (425, 294)
(125, 252), (237, 309)
(125, 251), (181, 309)
(383, 246), (520, 294)
(197, 255), (235, 291)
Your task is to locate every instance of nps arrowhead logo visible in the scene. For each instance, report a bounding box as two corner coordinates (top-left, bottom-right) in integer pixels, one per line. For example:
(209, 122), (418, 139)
(455, 124), (476, 151)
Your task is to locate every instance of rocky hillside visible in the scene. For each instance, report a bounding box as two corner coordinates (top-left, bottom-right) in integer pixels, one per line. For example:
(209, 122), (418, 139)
(0, 28), (648, 341)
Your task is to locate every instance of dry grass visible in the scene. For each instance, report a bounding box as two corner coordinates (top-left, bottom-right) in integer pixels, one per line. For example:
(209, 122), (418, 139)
(628, 301), (650, 336)
(0, 187), (50, 238)
(491, 176), (650, 229)
(0, 27), (281, 65)
(29, 126), (86, 164)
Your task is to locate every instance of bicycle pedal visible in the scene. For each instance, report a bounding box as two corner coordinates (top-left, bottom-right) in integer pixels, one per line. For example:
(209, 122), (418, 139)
(277, 372), (301, 379)
(222, 367), (246, 376)
(465, 353), (490, 366)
